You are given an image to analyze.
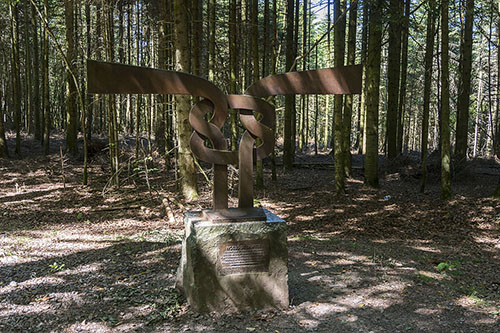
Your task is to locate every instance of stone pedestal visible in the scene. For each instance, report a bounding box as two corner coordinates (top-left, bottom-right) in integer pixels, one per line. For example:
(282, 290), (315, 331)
(176, 209), (288, 313)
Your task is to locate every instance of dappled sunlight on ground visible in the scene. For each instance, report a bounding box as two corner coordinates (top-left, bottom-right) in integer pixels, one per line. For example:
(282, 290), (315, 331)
(1, 146), (499, 331)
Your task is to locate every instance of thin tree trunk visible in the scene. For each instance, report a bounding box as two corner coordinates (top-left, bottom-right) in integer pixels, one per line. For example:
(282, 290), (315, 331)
(365, 0), (383, 188)
(10, 2), (21, 155)
(43, 0), (50, 155)
(251, 0), (264, 189)
(270, 0), (277, 181)
(358, 0), (368, 154)
(85, 2), (93, 142)
(229, 0), (238, 151)
(441, 0), (451, 199)
(495, 0), (500, 158)
(323, 0), (332, 151)
(343, 0), (357, 177)
(0, 83), (8, 157)
(104, 0), (119, 186)
(208, 0), (216, 82)
(24, 0), (33, 135)
(31, 0), (41, 141)
(283, 0), (295, 171)
(473, 51), (484, 158)
(397, 0), (410, 154)
(420, 0), (436, 193)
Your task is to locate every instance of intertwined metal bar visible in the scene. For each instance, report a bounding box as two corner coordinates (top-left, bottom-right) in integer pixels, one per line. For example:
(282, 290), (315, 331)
(87, 60), (362, 211)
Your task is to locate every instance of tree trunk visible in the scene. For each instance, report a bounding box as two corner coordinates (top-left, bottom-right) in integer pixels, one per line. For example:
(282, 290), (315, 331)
(229, 0), (238, 151)
(270, 0), (277, 181)
(208, 0), (216, 82)
(358, 0), (368, 154)
(496, 0), (500, 158)
(85, 1), (93, 142)
(64, 0), (78, 155)
(43, 0), (50, 155)
(283, 0), (295, 171)
(24, 0), (33, 135)
(342, 0), (357, 177)
(0, 83), (8, 158)
(441, 0), (451, 199)
(31, 0), (41, 141)
(10, 2), (21, 155)
(473, 44), (484, 158)
(104, 0), (119, 186)
(174, 0), (198, 200)
(334, 0), (346, 194)
(386, 0), (402, 159)
(397, 0), (410, 154)
(157, 0), (169, 158)
(420, 0), (436, 193)
(323, 0), (332, 151)
(364, 0), (383, 188)
(455, 0), (474, 162)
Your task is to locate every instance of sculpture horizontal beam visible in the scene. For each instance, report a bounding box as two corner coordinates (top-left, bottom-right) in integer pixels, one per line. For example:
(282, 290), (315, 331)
(245, 65), (362, 97)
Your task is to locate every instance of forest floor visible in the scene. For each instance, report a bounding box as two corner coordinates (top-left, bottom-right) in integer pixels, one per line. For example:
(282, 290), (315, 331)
(1, 134), (499, 332)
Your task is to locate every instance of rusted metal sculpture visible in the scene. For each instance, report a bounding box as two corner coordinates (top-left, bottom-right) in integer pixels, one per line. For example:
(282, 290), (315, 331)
(87, 60), (361, 218)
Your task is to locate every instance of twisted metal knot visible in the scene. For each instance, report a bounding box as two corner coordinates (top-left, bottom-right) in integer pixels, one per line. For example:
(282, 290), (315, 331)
(189, 95), (275, 209)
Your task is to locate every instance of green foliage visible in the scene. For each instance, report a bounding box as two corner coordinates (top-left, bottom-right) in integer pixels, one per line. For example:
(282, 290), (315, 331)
(76, 212), (83, 220)
(436, 260), (460, 274)
(48, 262), (65, 273)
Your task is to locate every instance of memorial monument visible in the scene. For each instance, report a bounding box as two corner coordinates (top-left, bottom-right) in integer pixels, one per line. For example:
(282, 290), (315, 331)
(87, 60), (361, 312)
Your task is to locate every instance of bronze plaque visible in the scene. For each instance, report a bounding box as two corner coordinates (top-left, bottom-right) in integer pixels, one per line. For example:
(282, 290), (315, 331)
(218, 239), (270, 275)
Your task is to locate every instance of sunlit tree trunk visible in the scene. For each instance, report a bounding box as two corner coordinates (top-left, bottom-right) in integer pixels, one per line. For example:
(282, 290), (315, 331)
(364, 0), (383, 188)
(174, 0), (198, 200)
(441, 0), (451, 199)
(358, 0), (368, 154)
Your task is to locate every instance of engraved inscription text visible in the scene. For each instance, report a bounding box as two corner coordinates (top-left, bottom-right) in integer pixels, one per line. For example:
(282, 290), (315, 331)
(218, 239), (270, 275)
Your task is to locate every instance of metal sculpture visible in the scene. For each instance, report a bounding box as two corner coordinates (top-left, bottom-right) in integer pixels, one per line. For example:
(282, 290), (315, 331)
(87, 60), (361, 216)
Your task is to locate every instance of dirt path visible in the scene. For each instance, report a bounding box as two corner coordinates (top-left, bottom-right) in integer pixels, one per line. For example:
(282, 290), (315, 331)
(0, 140), (499, 332)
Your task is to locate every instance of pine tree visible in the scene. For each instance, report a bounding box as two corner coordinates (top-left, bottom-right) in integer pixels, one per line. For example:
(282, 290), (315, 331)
(364, 0), (383, 188)
(455, 0), (474, 162)
(441, 0), (451, 199)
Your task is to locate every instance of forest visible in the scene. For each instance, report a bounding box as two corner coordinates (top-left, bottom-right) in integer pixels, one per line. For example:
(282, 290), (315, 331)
(0, 0), (499, 332)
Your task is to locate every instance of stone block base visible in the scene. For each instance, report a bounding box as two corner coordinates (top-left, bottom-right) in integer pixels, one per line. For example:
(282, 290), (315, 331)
(176, 209), (288, 313)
